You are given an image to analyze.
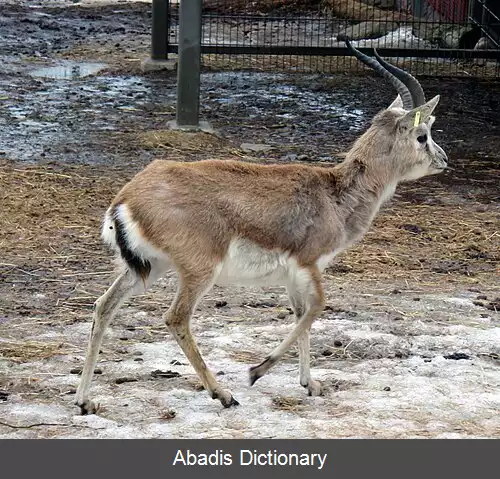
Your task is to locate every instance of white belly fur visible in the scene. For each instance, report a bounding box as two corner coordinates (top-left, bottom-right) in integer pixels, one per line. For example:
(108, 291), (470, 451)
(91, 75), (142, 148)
(215, 239), (337, 287)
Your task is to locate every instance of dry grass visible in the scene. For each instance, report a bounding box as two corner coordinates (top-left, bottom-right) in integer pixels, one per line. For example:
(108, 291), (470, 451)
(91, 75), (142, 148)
(137, 129), (269, 163)
(138, 129), (224, 151)
(229, 350), (263, 364)
(0, 340), (76, 363)
(0, 161), (129, 325)
(334, 201), (499, 283)
(271, 395), (304, 412)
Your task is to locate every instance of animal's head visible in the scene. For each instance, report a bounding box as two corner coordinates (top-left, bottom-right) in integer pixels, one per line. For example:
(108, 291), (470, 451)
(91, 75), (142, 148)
(347, 40), (448, 182)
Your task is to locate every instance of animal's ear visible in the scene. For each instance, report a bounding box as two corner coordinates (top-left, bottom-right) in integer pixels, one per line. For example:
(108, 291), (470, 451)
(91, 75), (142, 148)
(387, 95), (403, 110)
(399, 95), (440, 129)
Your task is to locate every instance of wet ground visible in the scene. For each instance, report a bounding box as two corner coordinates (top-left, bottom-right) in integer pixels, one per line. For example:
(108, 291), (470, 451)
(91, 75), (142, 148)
(0, 1), (499, 438)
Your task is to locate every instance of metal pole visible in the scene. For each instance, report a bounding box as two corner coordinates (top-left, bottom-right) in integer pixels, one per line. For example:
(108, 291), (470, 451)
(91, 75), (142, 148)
(413, 0), (425, 18)
(151, 0), (169, 60)
(176, 0), (203, 127)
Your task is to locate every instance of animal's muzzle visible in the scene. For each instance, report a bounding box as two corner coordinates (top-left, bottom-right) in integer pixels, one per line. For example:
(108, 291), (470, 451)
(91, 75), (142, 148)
(434, 144), (448, 170)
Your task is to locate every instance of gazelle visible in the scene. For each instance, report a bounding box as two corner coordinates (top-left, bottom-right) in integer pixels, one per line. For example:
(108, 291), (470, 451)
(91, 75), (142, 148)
(75, 40), (447, 414)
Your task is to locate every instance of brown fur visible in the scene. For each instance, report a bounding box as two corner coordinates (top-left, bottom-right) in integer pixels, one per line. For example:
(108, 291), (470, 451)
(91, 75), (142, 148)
(113, 150), (391, 270)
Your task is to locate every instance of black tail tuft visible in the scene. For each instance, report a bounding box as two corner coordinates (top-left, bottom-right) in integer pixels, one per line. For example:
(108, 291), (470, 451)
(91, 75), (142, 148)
(111, 205), (151, 280)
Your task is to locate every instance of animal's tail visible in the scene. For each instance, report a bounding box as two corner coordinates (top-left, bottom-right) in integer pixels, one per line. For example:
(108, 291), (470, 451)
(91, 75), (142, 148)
(101, 204), (152, 280)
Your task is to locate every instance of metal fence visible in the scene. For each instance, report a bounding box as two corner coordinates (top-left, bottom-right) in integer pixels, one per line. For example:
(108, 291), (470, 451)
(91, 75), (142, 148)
(163, 0), (500, 77)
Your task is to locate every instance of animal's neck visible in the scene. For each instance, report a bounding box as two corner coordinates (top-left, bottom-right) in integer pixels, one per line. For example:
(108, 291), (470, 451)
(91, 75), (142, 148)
(334, 148), (396, 198)
(325, 147), (397, 242)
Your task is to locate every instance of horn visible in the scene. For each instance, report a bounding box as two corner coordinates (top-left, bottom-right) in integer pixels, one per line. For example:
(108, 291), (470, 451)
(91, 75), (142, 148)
(345, 38), (413, 110)
(373, 49), (426, 106)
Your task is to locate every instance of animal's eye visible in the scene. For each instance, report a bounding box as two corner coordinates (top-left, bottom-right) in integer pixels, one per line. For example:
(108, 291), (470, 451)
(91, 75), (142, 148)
(417, 134), (427, 144)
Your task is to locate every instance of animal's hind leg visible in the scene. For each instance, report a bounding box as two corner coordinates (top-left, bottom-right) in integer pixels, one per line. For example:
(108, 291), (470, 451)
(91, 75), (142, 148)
(75, 267), (159, 415)
(164, 269), (239, 408)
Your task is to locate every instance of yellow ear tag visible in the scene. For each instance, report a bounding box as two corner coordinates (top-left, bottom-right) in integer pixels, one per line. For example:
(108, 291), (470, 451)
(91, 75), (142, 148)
(414, 111), (421, 128)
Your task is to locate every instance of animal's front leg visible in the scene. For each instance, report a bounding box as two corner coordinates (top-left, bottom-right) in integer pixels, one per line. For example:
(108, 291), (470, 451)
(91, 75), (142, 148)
(288, 283), (322, 396)
(249, 266), (325, 391)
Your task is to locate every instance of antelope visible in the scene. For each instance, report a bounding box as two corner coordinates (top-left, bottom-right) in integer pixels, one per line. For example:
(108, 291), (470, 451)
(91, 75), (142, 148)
(75, 40), (447, 414)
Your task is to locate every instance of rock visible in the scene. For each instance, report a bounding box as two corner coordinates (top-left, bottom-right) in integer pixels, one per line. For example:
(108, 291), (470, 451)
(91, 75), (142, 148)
(240, 143), (273, 153)
(277, 312), (287, 320)
(324, 0), (408, 21)
(444, 352), (471, 360)
(400, 223), (424, 234)
(115, 377), (138, 384)
(413, 23), (476, 49)
(442, 25), (475, 49)
(431, 260), (471, 275)
(383, 386), (391, 391)
(475, 37), (495, 50)
(468, 287), (482, 293)
(141, 57), (177, 73)
(70, 367), (102, 375)
(151, 369), (181, 379)
(242, 300), (277, 308)
(215, 300), (228, 308)
(160, 409), (177, 420)
(474, 298), (499, 311)
(337, 20), (399, 41)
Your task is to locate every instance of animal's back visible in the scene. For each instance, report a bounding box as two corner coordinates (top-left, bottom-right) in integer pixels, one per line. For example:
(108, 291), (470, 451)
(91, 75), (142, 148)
(110, 159), (339, 260)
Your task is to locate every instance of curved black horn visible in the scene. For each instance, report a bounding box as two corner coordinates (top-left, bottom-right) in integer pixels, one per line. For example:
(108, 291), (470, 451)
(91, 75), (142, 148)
(373, 49), (426, 106)
(345, 38), (413, 110)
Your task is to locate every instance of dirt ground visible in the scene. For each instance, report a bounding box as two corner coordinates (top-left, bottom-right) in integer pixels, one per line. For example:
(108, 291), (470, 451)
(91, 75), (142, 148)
(0, 1), (499, 438)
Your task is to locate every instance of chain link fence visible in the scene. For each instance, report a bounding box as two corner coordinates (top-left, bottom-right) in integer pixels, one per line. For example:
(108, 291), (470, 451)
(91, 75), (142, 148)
(164, 0), (499, 76)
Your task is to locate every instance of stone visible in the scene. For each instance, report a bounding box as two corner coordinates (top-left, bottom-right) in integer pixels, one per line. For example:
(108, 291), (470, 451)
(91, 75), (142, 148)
(240, 143), (273, 153)
(141, 57), (177, 73)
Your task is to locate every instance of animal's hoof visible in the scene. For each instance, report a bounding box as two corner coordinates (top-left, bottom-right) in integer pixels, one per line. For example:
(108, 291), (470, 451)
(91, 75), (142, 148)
(75, 398), (98, 415)
(222, 395), (240, 408)
(213, 389), (240, 408)
(305, 379), (323, 397)
(249, 356), (273, 386)
(249, 365), (261, 386)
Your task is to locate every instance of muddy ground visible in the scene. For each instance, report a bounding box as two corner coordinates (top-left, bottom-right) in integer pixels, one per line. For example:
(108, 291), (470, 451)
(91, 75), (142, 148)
(0, 1), (499, 438)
